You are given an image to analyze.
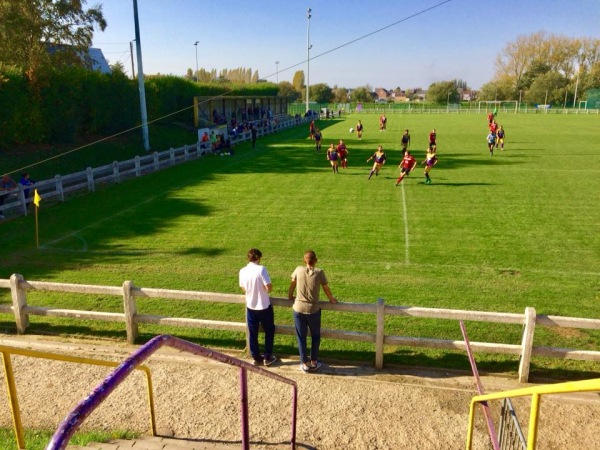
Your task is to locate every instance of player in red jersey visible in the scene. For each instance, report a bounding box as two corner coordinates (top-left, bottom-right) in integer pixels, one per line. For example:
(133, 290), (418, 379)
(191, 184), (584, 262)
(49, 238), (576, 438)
(337, 139), (349, 169)
(428, 129), (437, 151)
(394, 151), (417, 186)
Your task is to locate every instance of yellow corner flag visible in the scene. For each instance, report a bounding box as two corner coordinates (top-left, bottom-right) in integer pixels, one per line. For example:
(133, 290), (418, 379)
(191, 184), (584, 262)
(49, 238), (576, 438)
(33, 189), (42, 207)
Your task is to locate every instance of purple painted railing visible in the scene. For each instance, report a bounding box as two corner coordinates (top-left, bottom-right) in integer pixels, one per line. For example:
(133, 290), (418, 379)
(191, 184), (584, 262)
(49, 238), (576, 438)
(459, 321), (500, 450)
(46, 334), (297, 450)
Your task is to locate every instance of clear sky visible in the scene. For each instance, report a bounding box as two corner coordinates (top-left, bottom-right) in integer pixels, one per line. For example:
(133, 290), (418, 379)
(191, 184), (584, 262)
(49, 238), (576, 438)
(92, 0), (600, 90)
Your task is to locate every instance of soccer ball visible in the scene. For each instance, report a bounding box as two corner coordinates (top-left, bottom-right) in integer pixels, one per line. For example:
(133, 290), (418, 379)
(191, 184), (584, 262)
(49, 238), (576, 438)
(349, 128), (354, 133)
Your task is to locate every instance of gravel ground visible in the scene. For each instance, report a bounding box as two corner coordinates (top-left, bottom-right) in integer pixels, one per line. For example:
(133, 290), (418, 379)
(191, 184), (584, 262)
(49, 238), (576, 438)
(0, 334), (599, 450)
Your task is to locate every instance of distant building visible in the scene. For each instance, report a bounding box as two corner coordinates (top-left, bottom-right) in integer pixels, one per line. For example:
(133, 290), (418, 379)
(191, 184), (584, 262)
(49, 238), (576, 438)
(47, 44), (111, 74)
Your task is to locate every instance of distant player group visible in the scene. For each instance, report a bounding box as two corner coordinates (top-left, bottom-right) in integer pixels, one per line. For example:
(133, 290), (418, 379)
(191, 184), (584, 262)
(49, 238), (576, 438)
(486, 109), (506, 156)
(317, 118), (438, 185)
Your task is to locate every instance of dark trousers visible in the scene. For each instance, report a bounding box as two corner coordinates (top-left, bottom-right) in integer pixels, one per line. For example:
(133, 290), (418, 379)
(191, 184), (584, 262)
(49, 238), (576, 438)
(246, 305), (275, 361)
(293, 309), (321, 364)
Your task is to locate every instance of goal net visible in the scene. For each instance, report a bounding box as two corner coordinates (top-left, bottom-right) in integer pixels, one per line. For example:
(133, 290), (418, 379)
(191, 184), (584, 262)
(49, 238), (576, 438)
(478, 100), (518, 113)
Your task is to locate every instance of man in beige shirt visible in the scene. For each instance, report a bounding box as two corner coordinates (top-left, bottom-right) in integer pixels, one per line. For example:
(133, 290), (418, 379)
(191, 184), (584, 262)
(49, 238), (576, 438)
(288, 250), (337, 372)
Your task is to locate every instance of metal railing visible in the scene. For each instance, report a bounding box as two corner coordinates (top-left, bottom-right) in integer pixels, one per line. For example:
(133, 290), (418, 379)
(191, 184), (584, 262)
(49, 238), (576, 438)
(45, 334), (298, 450)
(0, 344), (156, 450)
(466, 378), (600, 450)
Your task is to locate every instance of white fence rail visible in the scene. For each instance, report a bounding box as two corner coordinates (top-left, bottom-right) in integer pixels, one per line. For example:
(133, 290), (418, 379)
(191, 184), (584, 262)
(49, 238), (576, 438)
(2, 274), (600, 383)
(0, 115), (309, 218)
(351, 106), (600, 115)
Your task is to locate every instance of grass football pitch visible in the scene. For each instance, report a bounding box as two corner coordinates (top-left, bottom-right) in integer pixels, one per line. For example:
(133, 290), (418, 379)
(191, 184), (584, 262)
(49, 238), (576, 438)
(1, 112), (599, 377)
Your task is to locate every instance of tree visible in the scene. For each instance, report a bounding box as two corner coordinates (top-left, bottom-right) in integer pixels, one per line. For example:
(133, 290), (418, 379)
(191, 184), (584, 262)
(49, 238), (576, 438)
(478, 78), (516, 101)
(110, 61), (127, 76)
(525, 72), (567, 105)
(292, 70), (305, 92)
(331, 86), (349, 103)
(277, 81), (301, 101)
(350, 86), (371, 103)
(426, 81), (458, 104)
(310, 83), (332, 103)
(0, 0), (107, 80)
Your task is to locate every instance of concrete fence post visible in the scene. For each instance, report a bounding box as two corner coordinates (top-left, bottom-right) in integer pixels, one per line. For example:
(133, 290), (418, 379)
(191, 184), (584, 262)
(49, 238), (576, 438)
(86, 167), (95, 193)
(135, 156), (141, 177)
(122, 280), (138, 344)
(17, 185), (27, 216)
(153, 152), (160, 171)
(10, 274), (29, 334)
(112, 161), (120, 184)
(518, 307), (536, 383)
(375, 298), (385, 369)
(55, 175), (64, 201)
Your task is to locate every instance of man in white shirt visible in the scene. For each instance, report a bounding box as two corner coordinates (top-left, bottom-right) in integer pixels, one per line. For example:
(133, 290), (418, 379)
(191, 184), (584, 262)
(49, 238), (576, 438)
(239, 248), (277, 366)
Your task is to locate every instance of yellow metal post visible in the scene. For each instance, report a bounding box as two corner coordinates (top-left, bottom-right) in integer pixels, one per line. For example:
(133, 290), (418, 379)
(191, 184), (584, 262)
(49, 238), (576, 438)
(527, 393), (541, 450)
(1, 352), (25, 450)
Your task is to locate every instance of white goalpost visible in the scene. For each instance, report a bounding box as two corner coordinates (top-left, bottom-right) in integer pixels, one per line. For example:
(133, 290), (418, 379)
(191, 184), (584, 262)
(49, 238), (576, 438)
(477, 100), (518, 114)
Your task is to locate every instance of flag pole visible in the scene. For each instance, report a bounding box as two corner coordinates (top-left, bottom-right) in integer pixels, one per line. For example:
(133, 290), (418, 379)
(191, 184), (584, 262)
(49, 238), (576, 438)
(33, 189), (41, 248)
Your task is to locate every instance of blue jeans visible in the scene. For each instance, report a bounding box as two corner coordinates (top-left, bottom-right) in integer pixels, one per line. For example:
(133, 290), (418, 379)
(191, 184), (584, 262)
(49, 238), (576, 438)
(246, 305), (275, 361)
(293, 309), (321, 364)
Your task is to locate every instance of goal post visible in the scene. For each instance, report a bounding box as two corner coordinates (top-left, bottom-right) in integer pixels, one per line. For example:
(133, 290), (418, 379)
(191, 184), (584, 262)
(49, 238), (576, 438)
(478, 100), (518, 114)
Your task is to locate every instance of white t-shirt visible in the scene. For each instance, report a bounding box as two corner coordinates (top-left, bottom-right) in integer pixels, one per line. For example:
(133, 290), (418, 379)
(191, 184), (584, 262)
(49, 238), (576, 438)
(239, 262), (271, 310)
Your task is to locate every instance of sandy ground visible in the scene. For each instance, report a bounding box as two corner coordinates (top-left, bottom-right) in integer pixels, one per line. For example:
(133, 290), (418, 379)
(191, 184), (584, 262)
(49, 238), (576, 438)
(0, 334), (599, 450)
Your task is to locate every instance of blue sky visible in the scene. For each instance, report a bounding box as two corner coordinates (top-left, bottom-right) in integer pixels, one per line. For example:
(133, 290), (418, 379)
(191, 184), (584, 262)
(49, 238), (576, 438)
(93, 0), (600, 90)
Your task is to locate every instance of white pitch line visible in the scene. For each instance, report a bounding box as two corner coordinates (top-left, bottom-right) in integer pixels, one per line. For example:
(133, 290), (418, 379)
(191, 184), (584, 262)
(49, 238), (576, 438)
(400, 182), (410, 266)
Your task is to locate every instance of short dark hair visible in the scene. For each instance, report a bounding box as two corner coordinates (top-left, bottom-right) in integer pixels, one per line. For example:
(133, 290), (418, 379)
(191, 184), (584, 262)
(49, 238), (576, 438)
(247, 248), (262, 262)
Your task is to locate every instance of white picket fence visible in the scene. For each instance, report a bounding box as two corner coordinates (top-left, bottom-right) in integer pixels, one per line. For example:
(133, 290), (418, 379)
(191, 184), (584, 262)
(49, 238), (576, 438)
(0, 115), (310, 218)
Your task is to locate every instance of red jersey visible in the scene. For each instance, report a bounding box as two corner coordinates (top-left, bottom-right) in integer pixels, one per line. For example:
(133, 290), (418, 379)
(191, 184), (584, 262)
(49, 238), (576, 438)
(401, 154), (416, 169)
(429, 132), (436, 144)
(337, 144), (347, 158)
(489, 122), (498, 133)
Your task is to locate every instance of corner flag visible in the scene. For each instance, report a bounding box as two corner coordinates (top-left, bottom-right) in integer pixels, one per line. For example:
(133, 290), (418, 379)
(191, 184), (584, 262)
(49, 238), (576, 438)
(33, 189), (42, 207)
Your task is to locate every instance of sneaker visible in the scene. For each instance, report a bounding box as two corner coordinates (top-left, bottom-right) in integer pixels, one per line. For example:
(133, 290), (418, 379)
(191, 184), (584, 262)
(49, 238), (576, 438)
(309, 362), (322, 372)
(263, 355), (277, 366)
(252, 358), (264, 366)
(300, 363), (310, 373)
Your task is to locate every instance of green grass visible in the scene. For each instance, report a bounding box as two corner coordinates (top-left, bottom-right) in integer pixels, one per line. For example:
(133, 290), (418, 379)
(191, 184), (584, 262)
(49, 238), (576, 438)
(0, 428), (138, 450)
(1, 112), (599, 379)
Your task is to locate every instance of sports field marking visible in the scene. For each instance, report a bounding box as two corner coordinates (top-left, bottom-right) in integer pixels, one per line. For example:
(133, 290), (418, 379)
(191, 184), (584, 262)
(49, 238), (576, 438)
(400, 182), (410, 266)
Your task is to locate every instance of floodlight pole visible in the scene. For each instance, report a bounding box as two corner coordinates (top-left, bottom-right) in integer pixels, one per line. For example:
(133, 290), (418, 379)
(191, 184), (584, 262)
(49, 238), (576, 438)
(573, 64), (580, 108)
(129, 39), (136, 79)
(275, 60), (280, 83)
(306, 8), (312, 113)
(194, 41), (199, 82)
(133, 0), (150, 151)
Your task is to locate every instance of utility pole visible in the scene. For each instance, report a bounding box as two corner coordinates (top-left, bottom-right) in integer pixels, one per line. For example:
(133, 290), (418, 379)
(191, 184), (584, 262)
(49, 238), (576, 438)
(129, 39), (136, 79)
(133, 0), (150, 151)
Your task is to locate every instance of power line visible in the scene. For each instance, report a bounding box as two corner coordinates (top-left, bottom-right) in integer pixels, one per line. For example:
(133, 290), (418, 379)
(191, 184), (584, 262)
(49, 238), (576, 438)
(3, 1), (451, 176)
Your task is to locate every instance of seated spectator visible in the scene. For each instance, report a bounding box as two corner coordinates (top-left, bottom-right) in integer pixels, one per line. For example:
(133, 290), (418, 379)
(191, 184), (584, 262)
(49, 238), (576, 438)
(210, 131), (218, 151)
(19, 172), (35, 200)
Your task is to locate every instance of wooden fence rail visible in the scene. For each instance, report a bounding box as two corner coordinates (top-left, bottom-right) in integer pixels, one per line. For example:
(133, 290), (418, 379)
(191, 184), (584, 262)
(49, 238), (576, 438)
(2, 274), (600, 383)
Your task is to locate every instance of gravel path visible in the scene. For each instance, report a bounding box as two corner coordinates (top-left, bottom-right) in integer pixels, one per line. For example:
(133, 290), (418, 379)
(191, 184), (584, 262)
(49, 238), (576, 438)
(0, 334), (599, 449)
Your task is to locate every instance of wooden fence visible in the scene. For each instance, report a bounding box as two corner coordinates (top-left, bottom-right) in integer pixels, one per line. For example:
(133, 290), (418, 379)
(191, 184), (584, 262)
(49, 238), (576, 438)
(2, 274), (600, 383)
(0, 114), (308, 218)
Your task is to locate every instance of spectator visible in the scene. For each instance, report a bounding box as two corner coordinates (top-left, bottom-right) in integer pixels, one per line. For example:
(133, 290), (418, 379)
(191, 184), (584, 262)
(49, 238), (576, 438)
(251, 125), (257, 148)
(19, 172), (35, 204)
(239, 248), (277, 366)
(288, 250), (337, 373)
